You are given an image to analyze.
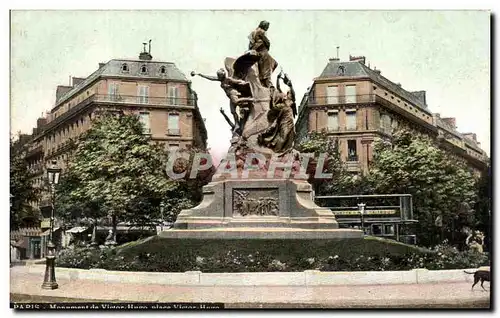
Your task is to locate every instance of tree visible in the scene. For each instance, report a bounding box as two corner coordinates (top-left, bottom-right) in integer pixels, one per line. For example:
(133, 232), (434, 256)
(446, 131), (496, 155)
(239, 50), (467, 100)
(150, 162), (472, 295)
(367, 129), (477, 247)
(55, 168), (105, 227)
(295, 131), (372, 196)
(10, 139), (40, 230)
(295, 131), (346, 195)
(474, 163), (491, 252)
(66, 113), (195, 243)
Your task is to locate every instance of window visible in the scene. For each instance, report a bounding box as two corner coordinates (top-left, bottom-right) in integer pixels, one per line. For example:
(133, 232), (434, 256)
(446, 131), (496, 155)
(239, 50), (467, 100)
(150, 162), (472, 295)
(371, 224), (383, 236)
(108, 82), (119, 101)
(326, 86), (338, 104)
(391, 117), (399, 130)
(346, 110), (357, 130)
(140, 65), (148, 74)
(168, 85), (180, 105)
(327, 111), (339, 131)
(345, 85), (357, 103)
(347, 139), (358, 161)
(121, 63), (129, 72)
(309, 87), (316, 104)
(168, 113), (180, 135)
(139, 112), (151, 134)
(137, 85), (149, 104)
(380, 113), (391, 132)
(160, 66), (166, 74)
(384, 224), (395, 235)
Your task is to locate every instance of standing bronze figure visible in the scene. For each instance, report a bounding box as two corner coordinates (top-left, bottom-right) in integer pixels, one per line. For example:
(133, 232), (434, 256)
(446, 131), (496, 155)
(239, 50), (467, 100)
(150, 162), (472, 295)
(247, 20), (278, 88)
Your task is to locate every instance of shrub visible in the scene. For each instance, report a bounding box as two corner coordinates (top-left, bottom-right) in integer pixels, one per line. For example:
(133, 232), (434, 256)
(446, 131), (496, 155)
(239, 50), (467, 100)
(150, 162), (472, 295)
(56, 241), (489, 273)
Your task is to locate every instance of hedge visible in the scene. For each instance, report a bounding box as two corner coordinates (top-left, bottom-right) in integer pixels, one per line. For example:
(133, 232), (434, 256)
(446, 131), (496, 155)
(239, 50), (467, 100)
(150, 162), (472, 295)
(56, 235), (488, 273)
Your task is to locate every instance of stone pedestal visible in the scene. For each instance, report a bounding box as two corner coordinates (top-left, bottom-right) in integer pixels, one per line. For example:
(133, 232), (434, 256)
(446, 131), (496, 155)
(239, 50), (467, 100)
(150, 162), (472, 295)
(168, 178), (363, 239)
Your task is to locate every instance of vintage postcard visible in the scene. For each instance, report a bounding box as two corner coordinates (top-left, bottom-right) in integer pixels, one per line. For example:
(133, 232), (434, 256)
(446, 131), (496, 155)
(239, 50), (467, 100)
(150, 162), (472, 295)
(9, 9), (491, 310)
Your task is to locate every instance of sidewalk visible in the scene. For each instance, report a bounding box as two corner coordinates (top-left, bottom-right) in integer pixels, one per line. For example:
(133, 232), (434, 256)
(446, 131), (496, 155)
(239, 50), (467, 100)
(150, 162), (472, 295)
(10, 268), (490, 307)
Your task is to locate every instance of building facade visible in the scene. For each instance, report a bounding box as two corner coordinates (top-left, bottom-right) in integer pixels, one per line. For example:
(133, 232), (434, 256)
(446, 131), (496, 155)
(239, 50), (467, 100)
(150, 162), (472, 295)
(13, 48), (208, 256)
(295, 55), (488, 176)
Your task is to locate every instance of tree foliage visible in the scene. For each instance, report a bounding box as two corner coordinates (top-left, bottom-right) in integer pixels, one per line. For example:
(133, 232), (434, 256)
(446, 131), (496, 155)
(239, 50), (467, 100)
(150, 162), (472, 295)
(295, 131), (347, 194)
(10, 139), (40, 230)
(474, 164), (491, 251)
(61, 113), (200, 232)
(367, 129), (477, 247)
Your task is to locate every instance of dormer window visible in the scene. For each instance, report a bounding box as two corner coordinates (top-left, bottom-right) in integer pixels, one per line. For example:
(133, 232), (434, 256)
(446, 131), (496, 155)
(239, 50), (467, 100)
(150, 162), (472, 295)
(121, 63), (129, 73)
(160, 66), (166, 74)
(140, 65), (148, 74)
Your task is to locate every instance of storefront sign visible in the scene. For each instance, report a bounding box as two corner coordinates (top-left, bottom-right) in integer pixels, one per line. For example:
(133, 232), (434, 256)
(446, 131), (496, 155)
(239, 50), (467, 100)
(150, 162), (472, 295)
(333, 209), (398, 216)
(41, 218), (51, 228)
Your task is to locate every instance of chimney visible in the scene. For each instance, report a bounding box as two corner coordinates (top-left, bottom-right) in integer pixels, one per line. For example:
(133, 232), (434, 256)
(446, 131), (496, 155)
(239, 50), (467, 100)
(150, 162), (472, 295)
(139, 52), (153, 61)
(37, 117), (47, 128)
(72, 77), (85, 87)
(411, 90), (427, 106)
(463, 133), (477, 142)
(98, 63), (106, 69)
(56, 85), (73, 101)
(373, 67), (381, 75)
(441, 117), (456, 129)
(349, 55), (366, 65)
(396, 83), (402, 87)
(139, 41), (153, 60)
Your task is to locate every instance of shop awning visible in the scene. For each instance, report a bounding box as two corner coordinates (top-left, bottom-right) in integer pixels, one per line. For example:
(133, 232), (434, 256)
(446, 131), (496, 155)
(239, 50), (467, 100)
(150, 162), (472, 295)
(66, 226), (89, 234)
(41, 227), (61, 236)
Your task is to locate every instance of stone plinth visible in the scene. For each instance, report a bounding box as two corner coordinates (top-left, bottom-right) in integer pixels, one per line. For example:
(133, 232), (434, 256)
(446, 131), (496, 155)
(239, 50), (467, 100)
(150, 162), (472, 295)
(174, 179), (338, 229)
(172, 178), (362, 239)
(160, 227), (362, 240)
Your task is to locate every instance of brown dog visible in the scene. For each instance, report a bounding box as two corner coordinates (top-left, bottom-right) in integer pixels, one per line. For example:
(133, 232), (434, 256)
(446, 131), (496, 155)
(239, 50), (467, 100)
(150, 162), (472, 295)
(464, 270), (490, 291)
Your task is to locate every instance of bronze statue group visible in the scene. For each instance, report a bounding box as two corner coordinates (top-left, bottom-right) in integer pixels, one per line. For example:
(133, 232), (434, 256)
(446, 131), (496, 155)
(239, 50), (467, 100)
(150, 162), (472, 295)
(191, 20), (297, 155)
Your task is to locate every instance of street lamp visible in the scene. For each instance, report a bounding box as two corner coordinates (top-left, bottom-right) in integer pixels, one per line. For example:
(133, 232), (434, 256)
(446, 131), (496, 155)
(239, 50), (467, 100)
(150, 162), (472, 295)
(357, 203), (366, 235)
(90, 218), (98, 248)
(42, 160), (61, 290)
(160, 202), (165, 232)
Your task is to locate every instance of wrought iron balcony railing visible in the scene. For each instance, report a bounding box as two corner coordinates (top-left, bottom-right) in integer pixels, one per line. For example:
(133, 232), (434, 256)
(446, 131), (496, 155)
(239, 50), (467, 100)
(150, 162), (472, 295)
(167, 128), (181, 136)
(307, 94), (376, 106)
(98, 94), (196, 107)
(347, 155), (359, 162)
(43, 94), (197, 133)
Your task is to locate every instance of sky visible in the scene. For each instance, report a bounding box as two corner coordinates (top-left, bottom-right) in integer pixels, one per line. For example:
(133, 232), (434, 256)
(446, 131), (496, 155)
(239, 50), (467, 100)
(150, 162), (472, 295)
(10, 10), (491, 159)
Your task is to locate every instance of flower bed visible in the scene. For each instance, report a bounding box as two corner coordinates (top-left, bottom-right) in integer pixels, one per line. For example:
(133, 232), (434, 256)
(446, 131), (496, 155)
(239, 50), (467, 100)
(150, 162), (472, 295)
(56, 236), (489, 273)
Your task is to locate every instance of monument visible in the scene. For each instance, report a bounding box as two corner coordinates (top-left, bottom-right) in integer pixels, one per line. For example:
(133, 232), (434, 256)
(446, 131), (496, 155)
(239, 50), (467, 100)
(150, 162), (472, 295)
(161, 21), (362, 240)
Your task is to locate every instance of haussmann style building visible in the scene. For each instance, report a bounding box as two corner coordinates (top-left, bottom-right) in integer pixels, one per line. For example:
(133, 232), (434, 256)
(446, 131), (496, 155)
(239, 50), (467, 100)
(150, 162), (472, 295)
(295, 55), (488, 176)
(295, 55), (489, 243)
(12, 46), (208, 260)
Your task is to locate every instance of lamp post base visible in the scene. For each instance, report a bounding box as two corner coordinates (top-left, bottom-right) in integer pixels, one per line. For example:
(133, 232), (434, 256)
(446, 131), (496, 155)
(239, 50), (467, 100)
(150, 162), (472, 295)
(41, 255), (58, 290)
(41, 281), (59, 290)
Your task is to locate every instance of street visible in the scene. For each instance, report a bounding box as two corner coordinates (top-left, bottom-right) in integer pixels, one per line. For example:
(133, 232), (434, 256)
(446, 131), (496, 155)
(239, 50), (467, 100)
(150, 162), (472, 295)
(10, 271), (490, 308)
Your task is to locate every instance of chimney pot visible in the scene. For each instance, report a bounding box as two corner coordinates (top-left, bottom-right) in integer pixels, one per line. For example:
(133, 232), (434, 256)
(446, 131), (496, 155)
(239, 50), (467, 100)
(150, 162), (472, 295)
(349, 55), (366, 65)
(442, 117), (457, 129)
